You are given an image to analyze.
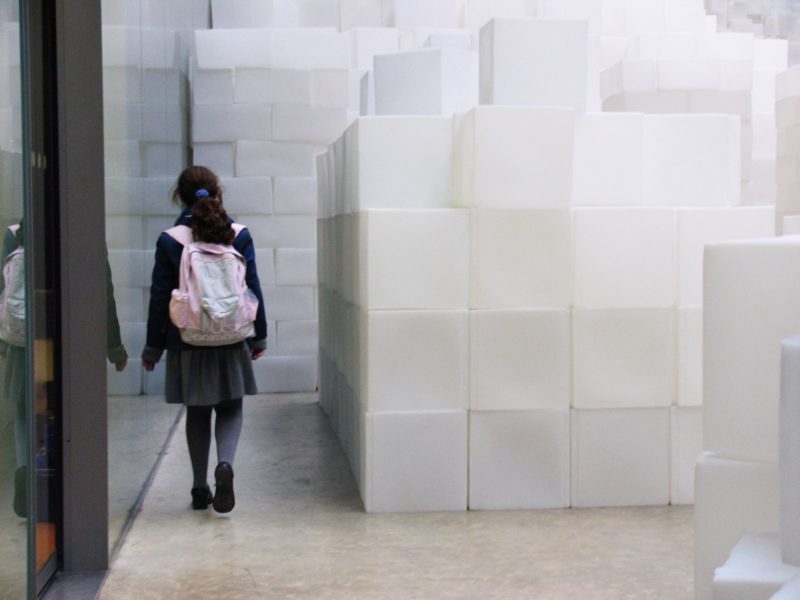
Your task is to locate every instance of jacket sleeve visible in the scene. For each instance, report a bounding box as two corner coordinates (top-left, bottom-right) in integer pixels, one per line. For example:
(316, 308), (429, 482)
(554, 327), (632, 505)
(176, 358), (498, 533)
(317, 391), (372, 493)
(143, 233), (176, 362)
(106, 257), (128, 364)
(235, 229), (268, 349)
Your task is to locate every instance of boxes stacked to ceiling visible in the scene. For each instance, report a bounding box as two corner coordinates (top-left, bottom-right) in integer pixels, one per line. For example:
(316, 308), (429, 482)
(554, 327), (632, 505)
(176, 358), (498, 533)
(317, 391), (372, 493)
(103, 9), (195, 396)
(318, 0), (779, 513)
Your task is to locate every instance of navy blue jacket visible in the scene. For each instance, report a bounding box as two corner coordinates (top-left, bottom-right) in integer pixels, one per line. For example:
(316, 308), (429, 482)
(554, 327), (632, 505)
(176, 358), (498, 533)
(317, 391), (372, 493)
(142, 210), (267, 362)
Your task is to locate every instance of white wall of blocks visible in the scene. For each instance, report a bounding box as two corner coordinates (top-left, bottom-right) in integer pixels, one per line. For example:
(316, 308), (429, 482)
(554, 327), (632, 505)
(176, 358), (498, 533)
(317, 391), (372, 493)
(102, 8), (800, 583)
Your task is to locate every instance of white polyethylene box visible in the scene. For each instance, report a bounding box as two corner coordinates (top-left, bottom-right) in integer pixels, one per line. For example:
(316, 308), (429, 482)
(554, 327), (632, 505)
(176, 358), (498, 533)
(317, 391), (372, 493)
(275, 320), (318, 356)
(676, 207), (775, 306)
(374, 48), (478, 116)
(469, 410), (570, 510)
(220, 177), (274, 215)
(234, 68), (311, 105)
(364, 410), (467, 513)
(643, 114), (741, 207)
(236, 141), (316, 177)
(572, 112), (644, 207)
(108, 250), (148, 289)
(704, 237), (800, 463)
(571, 407), (670, 508)
(573, 309), (675, 409)
(262, 286), (316, 322)
(192, 143), (234, 177)
(274, 177), (316, 215)
(361, 310), (469, 413)
(275, 249), (316, 286)
(470, 209), (571, 309)
(694, 454), (779, 600)
(251, 355), (318, 392)
(192, 104), (270, 143)
(470, 310), (570, 411)
(348, 28), (401, 71)
(480, 18), (588, 110)
(671, 406), (702, 505)
(360, 209), (469, 310)
(456, 106), (575, 209)
(572, 208), (675, 309)
(272, 104), (349, 145)
(712, 535), (799, 600)
(192, 69), (234, 105)
(773, 574), (800, 599)
(349, 116), (454, 211)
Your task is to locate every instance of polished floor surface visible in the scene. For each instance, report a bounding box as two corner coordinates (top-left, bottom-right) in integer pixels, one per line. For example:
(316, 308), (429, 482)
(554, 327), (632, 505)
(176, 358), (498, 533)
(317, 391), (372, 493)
(100, 394), (694, 599)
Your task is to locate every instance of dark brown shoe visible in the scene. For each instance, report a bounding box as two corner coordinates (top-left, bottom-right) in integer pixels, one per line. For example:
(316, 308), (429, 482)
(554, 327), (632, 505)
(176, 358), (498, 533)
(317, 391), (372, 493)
(191, 485), (213, 510)
(212, 462), (235, 514)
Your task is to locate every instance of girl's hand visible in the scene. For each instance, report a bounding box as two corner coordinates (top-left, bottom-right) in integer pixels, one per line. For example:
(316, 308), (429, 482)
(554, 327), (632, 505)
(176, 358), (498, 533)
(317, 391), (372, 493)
(115, 358), (128, 373)
(251, 349), (265, 361)
(142, 359), (156, 372)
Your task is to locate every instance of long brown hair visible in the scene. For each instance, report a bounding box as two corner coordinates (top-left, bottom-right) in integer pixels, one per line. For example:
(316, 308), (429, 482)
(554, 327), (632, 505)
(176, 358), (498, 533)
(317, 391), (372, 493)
(172, 165), (234, 244)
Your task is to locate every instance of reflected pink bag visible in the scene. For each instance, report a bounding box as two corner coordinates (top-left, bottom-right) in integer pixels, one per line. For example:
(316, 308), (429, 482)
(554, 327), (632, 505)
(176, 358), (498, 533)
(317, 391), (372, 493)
(165, 224), (258, 347)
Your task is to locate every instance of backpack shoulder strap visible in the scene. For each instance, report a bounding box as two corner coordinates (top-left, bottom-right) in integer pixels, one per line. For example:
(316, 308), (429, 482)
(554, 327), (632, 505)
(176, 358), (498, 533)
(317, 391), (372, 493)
(164, 224), (194, 246)
(232, 223), (246, 238)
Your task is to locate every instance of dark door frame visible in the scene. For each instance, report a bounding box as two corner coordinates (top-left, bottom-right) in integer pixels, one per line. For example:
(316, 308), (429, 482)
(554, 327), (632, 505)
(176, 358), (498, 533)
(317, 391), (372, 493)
(52, 0), (109, 575)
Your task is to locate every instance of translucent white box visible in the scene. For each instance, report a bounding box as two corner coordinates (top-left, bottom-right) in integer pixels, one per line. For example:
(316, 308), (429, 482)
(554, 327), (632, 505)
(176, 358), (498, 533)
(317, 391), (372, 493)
(571, 407), (670, 508)
(360, 209), (469, 310)
(275, 249), (317, 286)
(573, 208), (676, 309)
(480, 18), (588, 110)
(272, 104), (349, 145)
(192, 104), (270, 143)
(572, 112), (644, 207)
(470, 209), (571, 309)
(694, 454), (779, 600)
(193, 143), (235, 178)
(456, 106), (575, 209)
(573, 309), (675, 409)
(351, 117), (455, 210)
(469, 410), (570, 510)
(361, 310), (469, 412)
(470, 309), (570, 411)
(234, 68), (312, 105)
(374, 48), (478, 116)
(220, 177), (274, 215)
(364, 410), (467, 513)
(643, 114), (741, 207)
(236, 141), (316, 177)
(704, 237), (800, 462)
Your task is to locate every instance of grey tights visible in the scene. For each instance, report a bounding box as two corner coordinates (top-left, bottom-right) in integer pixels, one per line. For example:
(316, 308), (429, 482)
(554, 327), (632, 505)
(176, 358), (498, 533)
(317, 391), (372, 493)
(186, 398), (243, 488)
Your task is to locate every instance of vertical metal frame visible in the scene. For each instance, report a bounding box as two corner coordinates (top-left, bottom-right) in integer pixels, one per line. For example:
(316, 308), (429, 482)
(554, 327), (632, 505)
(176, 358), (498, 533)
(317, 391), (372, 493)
(54, 0), (108, 572)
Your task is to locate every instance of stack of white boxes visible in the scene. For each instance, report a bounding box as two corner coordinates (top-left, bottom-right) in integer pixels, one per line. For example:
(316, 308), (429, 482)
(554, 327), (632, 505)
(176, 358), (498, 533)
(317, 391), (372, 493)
(600, 30), (787, 208)
(694, 236), (800, 599)
(318, 8), (778, 514)
(103, 10), (196, 395)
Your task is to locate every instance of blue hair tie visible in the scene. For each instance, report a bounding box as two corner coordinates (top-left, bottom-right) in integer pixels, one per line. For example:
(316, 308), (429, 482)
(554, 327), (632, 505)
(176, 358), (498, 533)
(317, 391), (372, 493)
(195, 188), (210, 199)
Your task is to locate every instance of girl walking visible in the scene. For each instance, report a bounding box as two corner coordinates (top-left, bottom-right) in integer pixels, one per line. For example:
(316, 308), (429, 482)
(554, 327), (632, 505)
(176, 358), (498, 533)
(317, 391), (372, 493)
(142, 165), (267, 513)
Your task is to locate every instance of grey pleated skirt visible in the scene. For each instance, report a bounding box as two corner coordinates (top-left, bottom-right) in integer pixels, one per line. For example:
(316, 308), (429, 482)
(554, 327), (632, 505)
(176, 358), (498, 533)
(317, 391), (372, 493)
(165, 342), (257, 406)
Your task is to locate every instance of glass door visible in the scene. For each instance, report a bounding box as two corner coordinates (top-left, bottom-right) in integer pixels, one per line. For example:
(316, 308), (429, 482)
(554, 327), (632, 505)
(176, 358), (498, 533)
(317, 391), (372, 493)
(20, 0), (61, 594)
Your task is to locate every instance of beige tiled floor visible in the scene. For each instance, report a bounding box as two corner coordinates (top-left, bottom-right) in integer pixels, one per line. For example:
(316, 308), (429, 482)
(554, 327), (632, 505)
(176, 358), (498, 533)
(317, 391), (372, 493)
(100, 394), (694, 600)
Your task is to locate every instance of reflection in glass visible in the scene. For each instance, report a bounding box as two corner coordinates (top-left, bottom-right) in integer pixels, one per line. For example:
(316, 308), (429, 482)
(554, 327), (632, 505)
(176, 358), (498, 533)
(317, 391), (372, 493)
(0, 0), (28, 596)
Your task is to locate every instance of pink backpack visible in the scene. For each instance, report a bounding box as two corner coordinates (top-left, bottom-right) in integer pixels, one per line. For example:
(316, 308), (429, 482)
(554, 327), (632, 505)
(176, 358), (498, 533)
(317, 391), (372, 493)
(166, 223), (259, 347)
(0, 225), (25, 346)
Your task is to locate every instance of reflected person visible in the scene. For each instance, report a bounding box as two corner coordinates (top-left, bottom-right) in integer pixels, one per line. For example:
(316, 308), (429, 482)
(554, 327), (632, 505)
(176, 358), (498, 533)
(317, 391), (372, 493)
(0, 222), (128, 517)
